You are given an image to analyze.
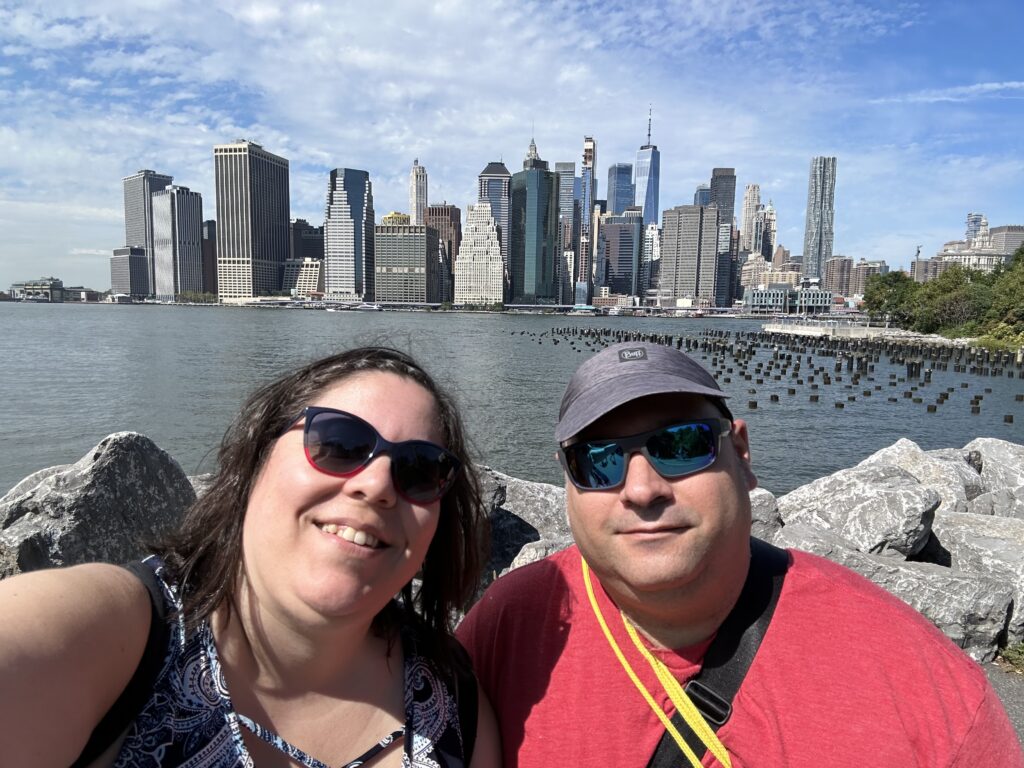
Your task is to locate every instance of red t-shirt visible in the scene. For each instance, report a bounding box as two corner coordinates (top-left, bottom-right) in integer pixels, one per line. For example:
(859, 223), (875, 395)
(458, 545), (1023, 767)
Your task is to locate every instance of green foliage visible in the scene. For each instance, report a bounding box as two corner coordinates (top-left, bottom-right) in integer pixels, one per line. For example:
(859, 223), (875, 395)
(176, 291), (219, 304)
(862, 271), (918, 325)
(863, 246), (1023, 352)
(1000, 642), (1024, 672)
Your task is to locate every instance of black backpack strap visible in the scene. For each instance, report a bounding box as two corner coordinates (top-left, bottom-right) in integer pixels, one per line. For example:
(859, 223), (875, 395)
(71, 559), (170, 767)
(646, 538), (789, 768)
(451, 640), (479, 766)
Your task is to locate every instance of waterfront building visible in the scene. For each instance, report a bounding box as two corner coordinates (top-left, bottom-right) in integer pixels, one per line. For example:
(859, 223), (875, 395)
(454, 201), (504, 305)
(801, 155), (837, 279)
(201, 220), (217, 295)
(558, 249), (576, 305)
(634, 113), (660, 229)
(709, 168), (737, 230)
(509, 139), (559, 304)
(290, 218), (324, 262)
(425, 203), (461, 303)
(660, 204), (722, 307)
(693, 184), (711, 207)
(606, 163), (634, 215)
(10, 277), (65, 302)
(152, 185), (203, 301)
(282, 258), (324, 299)
(110, 248), (149, 298)
(324, 168), (375, 301)
(478, 161), (512, 295)
(373, 222), (439, 303)
(555, 161), (581, 278)
(409, 159), (428, 225)
(823, 255), (853, 296)
(214, 140), (290, 301)
(740, 184), (761, 252)
(597, 207), (644, 296)
(122, 169), (173, 296)
(577, 136), (597, 296)
(849, 258), (888, 297)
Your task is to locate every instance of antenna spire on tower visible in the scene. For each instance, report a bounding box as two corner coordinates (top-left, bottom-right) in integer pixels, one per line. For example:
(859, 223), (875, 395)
(646, 105), (652, 145)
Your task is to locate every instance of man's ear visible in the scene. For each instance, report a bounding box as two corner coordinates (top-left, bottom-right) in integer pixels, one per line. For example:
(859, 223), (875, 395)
(729, 419), (758, 491)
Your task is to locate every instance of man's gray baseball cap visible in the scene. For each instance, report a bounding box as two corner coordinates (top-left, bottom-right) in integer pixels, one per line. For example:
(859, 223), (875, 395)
(556, 341), (732, 443)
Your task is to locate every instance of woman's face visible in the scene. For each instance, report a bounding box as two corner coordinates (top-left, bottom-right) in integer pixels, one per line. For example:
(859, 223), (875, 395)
(239, 371), (445, 631)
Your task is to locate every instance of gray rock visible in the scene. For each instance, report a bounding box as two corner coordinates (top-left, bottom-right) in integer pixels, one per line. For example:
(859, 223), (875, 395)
(963, 438), (1024, 493)
(926, 448), (986, 500)
(858, 438), (974, 514)
(931, 511), (1024, 644)
(777, 523), (1013, 662)
(0, 464), (70, 525)
(968, 486), (1024, 519)
(0, 432), (195, 577)
(749, 487), (782, 543)
(188, 473), (217, 500)
(475, 467), (567, 588)
(777, 464), (939, 557)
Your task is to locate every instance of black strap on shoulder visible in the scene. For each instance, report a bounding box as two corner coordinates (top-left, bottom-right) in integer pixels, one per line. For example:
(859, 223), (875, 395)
(71, 559), (170, 768)
(646, 538), (789, 768)
(451, 639), (479, 766)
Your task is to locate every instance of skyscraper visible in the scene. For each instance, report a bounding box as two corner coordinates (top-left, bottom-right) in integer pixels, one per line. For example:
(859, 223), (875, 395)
(509, 139), (559, 304)
(201, 220), (217, 295)
(374, 221), (439, 303)
(758, 201), (777, 260)
(606, 163), (634, 215)
(454, 202), (504, 306)
(740, 184), (761, 252)
(801, 156), (837, 279)
(693, 184), (711, 206)
(966, 212), (984, 243)
(151, 185), (203, 301)
(598, 207), (644, 295)
(660, 204), (722, 307)
(409, 159), (428, 226)
(478, 161), (511, 294)
(425, 203), (462, 304)
(289, 219), (324, 262)
(577, 136), (597, 292)
(213, 140), (290, 301)
(709, 168), (737, 228)
(634, 113), (661, 228)
(324, 168), (375, 301)
(122, 169), (173, 296)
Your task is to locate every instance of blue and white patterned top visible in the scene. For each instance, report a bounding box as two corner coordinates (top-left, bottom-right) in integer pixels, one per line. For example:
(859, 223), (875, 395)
(112, 557), (470, 768)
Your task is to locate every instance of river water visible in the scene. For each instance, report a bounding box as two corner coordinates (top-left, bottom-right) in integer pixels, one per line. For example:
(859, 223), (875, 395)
(1, 302), (1021, 497)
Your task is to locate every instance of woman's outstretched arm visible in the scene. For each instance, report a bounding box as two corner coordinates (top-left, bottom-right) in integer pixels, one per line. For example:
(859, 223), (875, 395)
(0, 563), (151, 767)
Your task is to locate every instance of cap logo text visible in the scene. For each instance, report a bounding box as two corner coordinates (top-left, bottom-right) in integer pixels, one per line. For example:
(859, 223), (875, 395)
(618, 348), (648, 362)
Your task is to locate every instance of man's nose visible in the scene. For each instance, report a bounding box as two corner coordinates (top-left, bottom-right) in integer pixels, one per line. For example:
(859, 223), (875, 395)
(618, 450), (673, 508)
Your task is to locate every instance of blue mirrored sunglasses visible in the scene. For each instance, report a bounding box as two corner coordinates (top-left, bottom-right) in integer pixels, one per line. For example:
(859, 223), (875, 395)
(559, 418), (733, 491)
(283, 406), (461, 504)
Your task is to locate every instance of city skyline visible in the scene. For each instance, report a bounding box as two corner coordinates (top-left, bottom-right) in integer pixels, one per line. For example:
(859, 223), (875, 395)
(1, 1), (1022, 290)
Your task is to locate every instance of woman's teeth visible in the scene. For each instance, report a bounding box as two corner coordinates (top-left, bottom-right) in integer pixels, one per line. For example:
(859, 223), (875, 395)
(319, 523), (380, 549)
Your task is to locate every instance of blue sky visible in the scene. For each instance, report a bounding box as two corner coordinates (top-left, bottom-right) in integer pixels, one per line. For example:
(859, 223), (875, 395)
(1, 0), (1022, 290)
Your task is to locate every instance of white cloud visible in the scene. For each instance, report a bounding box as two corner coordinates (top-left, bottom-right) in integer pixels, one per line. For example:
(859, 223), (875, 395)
(872, 81), (1024, 104)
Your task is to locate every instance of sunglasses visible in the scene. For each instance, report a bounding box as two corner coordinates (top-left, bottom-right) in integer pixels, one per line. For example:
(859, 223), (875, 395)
(284, 406), (462, 504)
(559, 418), (733, 491)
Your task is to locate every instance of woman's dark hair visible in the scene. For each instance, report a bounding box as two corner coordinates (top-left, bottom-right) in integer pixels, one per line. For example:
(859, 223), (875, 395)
(152, 347), (486, 661)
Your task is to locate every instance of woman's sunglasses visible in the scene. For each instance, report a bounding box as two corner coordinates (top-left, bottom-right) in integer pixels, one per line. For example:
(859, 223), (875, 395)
(559, 418), (733, 491)
(284, 406), (462, 504)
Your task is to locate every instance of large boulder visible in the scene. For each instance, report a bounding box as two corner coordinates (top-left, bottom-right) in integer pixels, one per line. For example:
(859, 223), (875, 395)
(777, 464), (939, 557)
(968, 486), (1024, 519)
(476, 467), (568, 588)
(749, 487), (783, 543)
(857, 438), (979, 515)
(962, 438), (1024, 493)
(930, 511), (1024, 644)
(0, 433), (195, 577)
(776, 523), (1013, 662)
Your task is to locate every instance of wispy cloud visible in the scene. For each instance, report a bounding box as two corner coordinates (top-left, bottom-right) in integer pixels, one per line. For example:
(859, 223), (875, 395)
(872, 81), (1024, 104)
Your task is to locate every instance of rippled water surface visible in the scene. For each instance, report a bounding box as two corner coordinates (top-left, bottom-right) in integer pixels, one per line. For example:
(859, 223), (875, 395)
(1, 302), (1021, 496)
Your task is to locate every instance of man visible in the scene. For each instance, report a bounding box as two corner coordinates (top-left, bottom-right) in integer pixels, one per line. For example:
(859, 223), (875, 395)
(458, 341), (1022, 767)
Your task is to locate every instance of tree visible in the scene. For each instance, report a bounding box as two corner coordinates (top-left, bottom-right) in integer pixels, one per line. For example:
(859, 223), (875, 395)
(912, 265), (992, 335)
(862, 271), (918, 327)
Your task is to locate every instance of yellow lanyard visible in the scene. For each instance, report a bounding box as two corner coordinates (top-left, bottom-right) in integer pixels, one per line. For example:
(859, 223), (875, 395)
(582, 557), (732, 768)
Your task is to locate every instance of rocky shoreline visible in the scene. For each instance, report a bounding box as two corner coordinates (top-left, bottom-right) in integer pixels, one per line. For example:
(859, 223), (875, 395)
(2, 432), (1024, 662)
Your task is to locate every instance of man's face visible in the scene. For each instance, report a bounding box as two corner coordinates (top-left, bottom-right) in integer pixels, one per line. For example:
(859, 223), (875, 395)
(564, 393), (757, 609)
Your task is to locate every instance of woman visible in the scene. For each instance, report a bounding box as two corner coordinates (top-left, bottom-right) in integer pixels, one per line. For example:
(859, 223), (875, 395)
(0, 347), (500, 767)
